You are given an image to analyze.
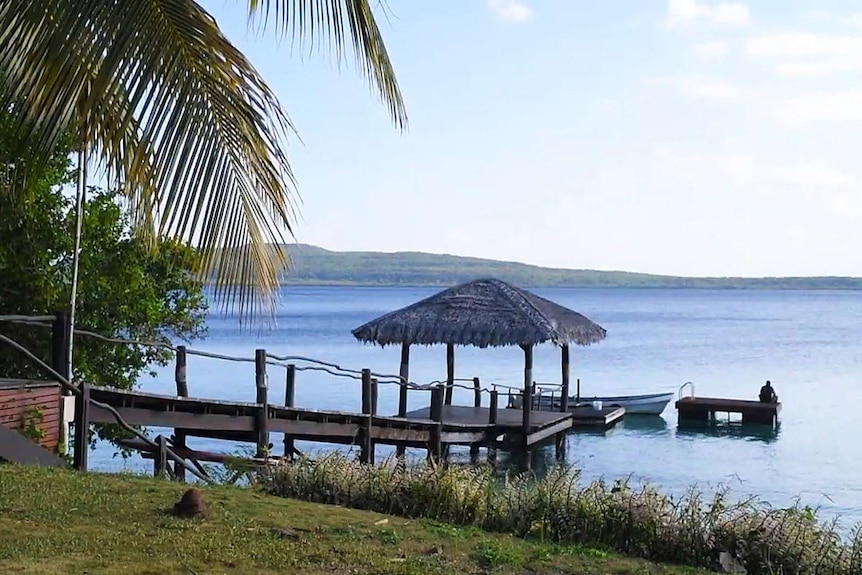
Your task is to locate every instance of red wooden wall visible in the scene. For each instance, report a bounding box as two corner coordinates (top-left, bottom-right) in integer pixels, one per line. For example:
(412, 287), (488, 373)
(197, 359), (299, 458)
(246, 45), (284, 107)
(0, 380), (62, 451)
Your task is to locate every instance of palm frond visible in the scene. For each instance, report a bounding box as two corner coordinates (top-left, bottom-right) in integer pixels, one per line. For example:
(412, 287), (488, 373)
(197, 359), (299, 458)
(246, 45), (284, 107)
(0, 0), (405, 324)
(246, 0), (408, 130)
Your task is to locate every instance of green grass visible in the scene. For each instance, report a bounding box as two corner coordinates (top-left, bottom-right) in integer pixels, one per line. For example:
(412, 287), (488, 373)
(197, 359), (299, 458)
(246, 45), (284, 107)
(0, 465), (708, 575)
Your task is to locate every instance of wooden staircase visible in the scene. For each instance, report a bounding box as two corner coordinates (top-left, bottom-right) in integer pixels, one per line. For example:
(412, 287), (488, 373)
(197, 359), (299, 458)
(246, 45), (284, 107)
(0, 426), (68, 468)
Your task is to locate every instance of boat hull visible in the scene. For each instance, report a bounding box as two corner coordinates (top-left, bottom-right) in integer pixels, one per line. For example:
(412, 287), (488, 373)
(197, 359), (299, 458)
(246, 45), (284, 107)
(533, 392), (674, 416)
(573, 393), (674, 415)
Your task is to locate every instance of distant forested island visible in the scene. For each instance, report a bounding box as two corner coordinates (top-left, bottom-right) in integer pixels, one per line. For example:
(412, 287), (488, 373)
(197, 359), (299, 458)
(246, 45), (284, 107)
(265, 244), (862, 290)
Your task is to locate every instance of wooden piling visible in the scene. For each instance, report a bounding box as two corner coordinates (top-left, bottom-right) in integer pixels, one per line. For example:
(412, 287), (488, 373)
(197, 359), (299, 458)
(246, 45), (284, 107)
(174, 345), (188, 481)
(51, 311), (70, 389)
(444, 343), (455, 405)
(430, 384), (444, 422)
(398, 343), (410, 417)
(522, 345), (533, 438)
(489, 390), (499, 425)
(360, 369), (374, 464)
(284, 364), (296, 457)
(396, 344), (410, 457)
(73, 381), (90, 471)
(429, 385), (444, 461)
(155, 435), (168, 478)
(362, 415), (374, 464)
(254, 349), (269, 458)
(469, 377), (482, 459)
(555, 434), (566, 460)
(561, 344), (570, 413)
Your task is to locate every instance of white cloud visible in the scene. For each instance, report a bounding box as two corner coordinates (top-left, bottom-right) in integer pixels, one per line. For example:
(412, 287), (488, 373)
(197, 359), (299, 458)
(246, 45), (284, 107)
(695, 40), (730, 58)
(775, 166), (854, 187)
(682, 77), (741, 101)
(649, 76), (744, 102)
(747, 32), (862, 77)
(747, 32), (862, 59)
(487, 0), (532, 22)
(666, 0), (750, 28)
(805, 10), (862, 30)
(599, 100), (617, 114)
(773, 89), (862, 127)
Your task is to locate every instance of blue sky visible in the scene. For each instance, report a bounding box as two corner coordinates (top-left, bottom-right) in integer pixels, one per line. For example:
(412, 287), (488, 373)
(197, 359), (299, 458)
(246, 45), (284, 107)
(203, 0), (862, 277)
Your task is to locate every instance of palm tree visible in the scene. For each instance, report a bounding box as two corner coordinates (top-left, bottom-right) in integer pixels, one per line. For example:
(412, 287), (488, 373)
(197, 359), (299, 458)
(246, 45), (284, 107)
(0, 0), (407, 323)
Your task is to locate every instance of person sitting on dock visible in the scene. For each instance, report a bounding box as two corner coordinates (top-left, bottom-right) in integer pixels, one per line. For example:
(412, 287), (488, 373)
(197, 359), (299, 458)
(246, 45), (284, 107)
(759, 380), (778, 403)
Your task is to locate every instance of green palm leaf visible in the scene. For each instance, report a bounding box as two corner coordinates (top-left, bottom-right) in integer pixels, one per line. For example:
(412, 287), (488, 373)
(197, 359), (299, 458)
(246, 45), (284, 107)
(0, 0), (406, 323)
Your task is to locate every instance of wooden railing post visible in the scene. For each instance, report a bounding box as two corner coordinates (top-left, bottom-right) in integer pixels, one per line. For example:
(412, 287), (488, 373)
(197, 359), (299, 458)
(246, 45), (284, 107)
(284, 364), (296, 457)
(371, 378), (379, 416)
(561, 344), (570, 413)
(488, 390), (499, 425)
(429, 385), (444, 461)
(73, 382), (90, 471)
(522, 346), (533, 438)
(470, 377), (482, 459)
(173, 345), (188, 481)
(561, 385), (570, 414)
(361, 369), (372, 415)
(398, 343), (409, 417)
(51, 311), (70, 390)
(255, 349), (269, 459)
(360, 369), (374, 464)
(487, 390), (499, 466)
(444, 343), (455, 405)
(396, 343), (410, 458)
(155, 435), (168, 478)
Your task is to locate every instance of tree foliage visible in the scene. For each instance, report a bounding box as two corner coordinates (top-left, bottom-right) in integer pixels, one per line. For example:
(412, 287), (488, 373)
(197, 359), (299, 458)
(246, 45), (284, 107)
(0, 110), (207, 446)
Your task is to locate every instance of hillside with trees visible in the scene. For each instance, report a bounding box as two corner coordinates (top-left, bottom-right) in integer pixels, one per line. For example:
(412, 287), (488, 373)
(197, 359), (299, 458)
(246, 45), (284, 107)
(275, 244), (862, 289)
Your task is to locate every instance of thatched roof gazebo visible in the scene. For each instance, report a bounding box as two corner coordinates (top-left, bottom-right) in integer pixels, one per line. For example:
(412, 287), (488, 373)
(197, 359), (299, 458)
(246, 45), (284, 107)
(352, 278), (607, 429)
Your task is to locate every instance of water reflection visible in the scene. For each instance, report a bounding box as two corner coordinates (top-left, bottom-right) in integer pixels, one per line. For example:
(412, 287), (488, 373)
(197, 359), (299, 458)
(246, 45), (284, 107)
(676, 422), (781, 444)
(620, 415), (669, 434)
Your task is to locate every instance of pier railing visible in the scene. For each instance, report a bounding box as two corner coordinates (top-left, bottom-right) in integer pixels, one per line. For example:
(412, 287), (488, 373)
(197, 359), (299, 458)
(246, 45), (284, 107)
(0, 312), (580, 478)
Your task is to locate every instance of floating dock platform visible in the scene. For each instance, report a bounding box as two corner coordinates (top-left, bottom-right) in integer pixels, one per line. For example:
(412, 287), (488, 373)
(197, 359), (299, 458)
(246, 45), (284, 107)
(402, 405), (572, 447)
(569, 404), (626, 429)
(676, 396), (780, 427)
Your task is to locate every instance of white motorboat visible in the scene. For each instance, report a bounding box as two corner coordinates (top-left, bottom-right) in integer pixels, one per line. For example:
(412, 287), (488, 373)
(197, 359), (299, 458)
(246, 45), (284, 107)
(570, 392), (675, 415)
(531, 391), (675, 416)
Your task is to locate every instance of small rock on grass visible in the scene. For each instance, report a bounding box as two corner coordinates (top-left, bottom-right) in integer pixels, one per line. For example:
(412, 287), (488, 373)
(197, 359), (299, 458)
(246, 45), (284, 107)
(172, 488), (206, 518)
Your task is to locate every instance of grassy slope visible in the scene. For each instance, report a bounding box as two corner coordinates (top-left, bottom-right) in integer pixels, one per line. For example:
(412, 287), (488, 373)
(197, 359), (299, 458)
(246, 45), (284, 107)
(276, 244), (862, 289)
(0, 465), (708, 575)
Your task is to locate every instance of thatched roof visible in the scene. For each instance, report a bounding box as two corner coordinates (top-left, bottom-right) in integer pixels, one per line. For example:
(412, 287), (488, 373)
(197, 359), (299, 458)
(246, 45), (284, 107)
(351, 278), (607, 348)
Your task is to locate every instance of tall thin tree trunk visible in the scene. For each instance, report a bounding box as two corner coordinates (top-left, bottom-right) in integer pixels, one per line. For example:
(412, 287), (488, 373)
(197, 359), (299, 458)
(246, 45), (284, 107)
(68, 144), (87, 380)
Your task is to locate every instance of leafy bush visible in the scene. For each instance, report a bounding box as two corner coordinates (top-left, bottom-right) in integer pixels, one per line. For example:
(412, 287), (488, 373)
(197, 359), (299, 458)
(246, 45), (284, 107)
(259, 454), (862, 575)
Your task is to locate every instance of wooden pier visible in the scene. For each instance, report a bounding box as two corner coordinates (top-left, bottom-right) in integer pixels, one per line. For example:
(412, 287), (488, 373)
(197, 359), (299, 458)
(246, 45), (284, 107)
(676, 396), (780, 427)
(69, 347), (576, 475)
(403, 405), (572, 447)
(0, 309), (589, 477)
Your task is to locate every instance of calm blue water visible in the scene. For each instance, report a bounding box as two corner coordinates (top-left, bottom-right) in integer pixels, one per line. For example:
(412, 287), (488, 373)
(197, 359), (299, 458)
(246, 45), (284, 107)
(92, 287), (862, 529)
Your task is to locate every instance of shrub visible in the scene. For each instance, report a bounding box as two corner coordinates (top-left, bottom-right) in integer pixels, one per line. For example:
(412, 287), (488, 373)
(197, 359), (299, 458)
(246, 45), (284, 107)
(259, 454), (860, 575)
